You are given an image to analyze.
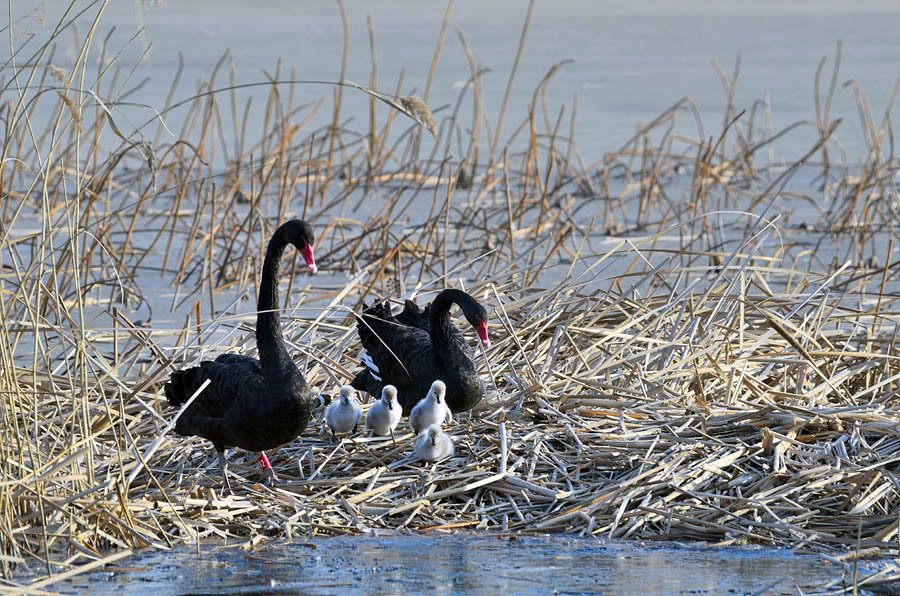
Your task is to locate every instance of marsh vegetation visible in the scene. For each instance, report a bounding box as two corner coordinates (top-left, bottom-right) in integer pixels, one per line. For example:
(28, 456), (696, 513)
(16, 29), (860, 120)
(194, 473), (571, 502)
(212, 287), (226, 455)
(2, 2), (900, 592)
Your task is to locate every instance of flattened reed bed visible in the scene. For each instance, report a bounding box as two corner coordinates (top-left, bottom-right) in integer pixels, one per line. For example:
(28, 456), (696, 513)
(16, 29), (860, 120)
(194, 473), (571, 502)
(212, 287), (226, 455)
(4, 255), (900, 575)
(3, 4), (900, 590)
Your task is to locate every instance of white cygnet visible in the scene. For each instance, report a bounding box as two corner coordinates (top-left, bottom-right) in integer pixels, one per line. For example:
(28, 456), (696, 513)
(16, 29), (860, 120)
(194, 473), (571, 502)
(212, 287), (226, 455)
(366, 384), (401, 440)
(409, 380), (452, 435)
(413, 424), (455, 462)
(325, 385), (362, 437)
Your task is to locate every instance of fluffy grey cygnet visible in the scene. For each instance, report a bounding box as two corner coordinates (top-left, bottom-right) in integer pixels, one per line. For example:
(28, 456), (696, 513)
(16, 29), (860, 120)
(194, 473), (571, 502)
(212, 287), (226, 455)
(366, 384), (401, 440)
(413, 424), (455, 462)
(409, 380), (452, 434)
(325, 385), (362, 437)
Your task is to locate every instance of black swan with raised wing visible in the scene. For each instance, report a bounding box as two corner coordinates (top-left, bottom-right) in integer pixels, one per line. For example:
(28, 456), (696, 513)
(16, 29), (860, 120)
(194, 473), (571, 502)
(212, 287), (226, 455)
(351, 289), (490, 414)
(164, 219), (318, 489)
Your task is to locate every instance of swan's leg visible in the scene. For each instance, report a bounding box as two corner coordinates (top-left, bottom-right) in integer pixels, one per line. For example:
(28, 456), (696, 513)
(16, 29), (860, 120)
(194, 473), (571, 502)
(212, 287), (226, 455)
(217, 450), (233, 493)
(256, 452), (279, 486)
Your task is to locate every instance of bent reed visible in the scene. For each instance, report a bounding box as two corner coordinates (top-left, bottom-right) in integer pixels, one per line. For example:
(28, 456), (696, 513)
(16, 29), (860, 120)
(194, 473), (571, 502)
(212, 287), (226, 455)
(2, 3), (899, 592)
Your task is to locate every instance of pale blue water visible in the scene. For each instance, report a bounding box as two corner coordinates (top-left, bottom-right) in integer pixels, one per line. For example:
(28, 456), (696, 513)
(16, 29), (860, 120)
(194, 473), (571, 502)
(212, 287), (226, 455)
(57, 534), (839, 596)
(8, 0), (900, 159)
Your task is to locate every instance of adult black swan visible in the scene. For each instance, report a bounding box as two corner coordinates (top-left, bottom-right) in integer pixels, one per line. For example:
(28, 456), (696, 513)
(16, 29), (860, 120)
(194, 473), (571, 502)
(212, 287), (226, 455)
(351, 289), (490, 415)
(164, 219), (318, 489)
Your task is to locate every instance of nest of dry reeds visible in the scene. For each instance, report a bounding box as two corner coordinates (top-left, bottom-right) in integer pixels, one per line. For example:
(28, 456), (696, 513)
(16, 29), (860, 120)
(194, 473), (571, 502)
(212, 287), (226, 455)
(2, 4), (900, 592)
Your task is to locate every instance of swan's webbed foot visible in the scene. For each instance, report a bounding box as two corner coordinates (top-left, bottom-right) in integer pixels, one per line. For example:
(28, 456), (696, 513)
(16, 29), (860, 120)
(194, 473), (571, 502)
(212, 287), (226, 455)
(256, 452), (279, 486)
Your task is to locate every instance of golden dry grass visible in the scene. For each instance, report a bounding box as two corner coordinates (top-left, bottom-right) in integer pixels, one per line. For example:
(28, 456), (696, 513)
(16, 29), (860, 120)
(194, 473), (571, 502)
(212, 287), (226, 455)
(2, 4), (900, 593)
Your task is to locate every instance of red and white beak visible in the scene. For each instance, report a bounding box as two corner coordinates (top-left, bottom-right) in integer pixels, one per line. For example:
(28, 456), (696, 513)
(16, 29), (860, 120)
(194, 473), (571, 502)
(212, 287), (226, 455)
(476, 320), (490, 349)
(300, 244), (317, 274)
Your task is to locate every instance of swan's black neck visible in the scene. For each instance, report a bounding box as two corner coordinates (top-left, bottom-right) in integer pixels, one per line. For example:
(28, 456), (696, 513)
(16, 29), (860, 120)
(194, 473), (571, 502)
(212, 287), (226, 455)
(256, 227), (299, 379)
(426, 289), (485, 412)
(429, 289), (476, 361)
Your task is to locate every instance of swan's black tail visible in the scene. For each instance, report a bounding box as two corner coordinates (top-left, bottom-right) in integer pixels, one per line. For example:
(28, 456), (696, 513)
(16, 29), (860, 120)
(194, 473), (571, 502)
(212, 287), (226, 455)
(164, 362), (228, 441)
(164, 363), (212, 408)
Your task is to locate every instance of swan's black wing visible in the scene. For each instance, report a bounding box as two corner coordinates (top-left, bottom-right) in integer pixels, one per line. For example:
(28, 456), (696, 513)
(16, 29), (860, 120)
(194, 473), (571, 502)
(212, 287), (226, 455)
(398, 300), (465, 343)
(165, 353), (314, 450)
(357, 311), (434, 387)
(355, 302), (414, 382)
(355, 302), (396, 343)
(213, 353), (262, 374)
(397, 299), (470, 363)
(351, 304), (392, 396)
(223, 374), (313, 452)
(396, 299), (430, 331)
(165, 357), (264, 449)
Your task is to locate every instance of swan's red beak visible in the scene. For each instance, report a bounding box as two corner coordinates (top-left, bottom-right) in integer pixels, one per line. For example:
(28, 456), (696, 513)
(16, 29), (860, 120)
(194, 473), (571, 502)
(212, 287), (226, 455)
(300, 244), (317, 274)
(476, 320), (490, 349)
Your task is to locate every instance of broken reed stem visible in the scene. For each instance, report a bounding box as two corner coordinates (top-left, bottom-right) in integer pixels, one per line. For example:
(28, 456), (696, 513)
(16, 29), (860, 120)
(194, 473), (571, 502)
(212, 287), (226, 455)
(499, 409), (507, 475)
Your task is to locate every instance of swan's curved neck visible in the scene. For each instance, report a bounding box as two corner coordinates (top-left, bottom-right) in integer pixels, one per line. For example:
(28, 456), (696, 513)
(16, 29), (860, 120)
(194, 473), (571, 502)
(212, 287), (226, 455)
(429, 289), (472, 359)
(428, 289), (484, 409)
(429, 290), (459, 339)
(256, 230), (298, 378)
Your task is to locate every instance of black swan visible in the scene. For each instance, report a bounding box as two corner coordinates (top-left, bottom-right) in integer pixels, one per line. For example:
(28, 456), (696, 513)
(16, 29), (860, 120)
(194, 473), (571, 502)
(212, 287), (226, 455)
(350, 289), (490, 414)
(164, 219), (318, 489)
